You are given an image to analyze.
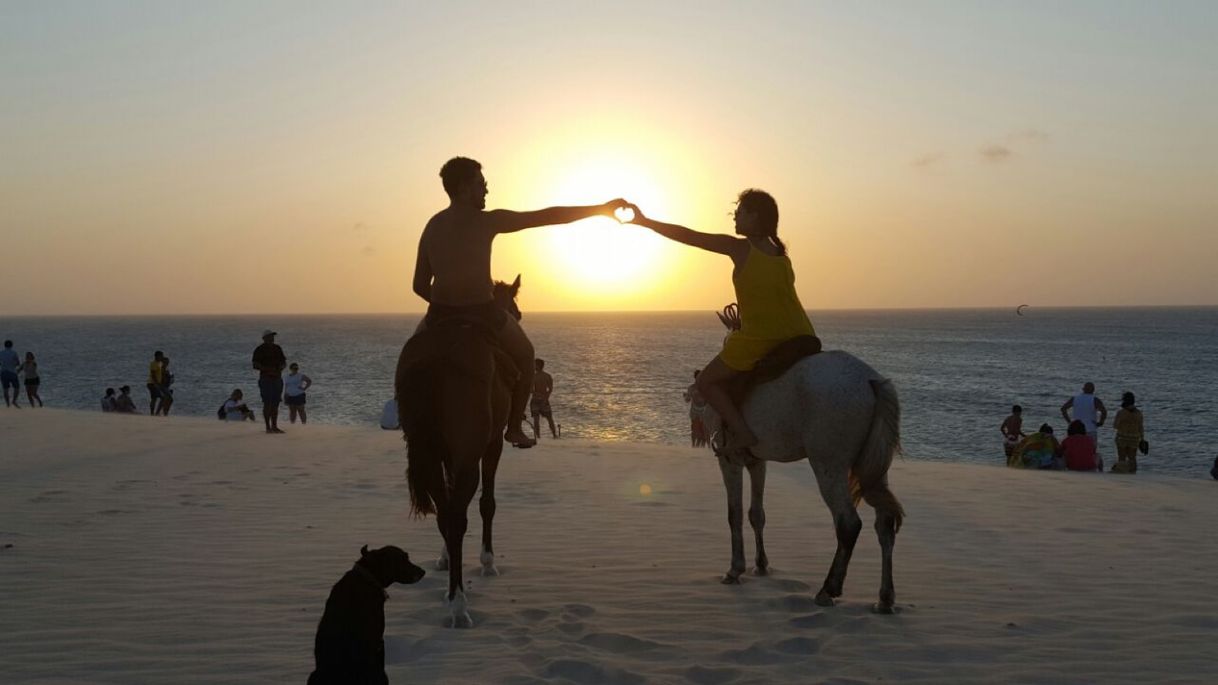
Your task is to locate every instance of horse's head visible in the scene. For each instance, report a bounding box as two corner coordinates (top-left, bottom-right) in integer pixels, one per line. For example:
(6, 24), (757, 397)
(493, 274), (523, 321)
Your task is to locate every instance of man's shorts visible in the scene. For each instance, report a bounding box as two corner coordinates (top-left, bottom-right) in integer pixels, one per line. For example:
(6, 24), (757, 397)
(2, 371), (20, 390)
(530, 398), (552, 418)
(259, 376), (284, 405)
(146, 382), (162, 399)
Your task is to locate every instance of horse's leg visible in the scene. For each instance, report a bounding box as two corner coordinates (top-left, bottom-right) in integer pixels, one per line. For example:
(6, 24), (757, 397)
(745, 459), (769, 575)
(479, 440), (503, 576)
(435, 514), (450, 570)
(874, 509), (898, 613)
(444, 468), (480, 628)
(810, 463), (862, 606)
(718, 454), (747, 584)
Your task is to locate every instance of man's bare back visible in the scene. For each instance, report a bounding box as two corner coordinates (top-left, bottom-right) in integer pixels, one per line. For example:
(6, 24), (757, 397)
(415, 207), (498, 306)
(533, 369), (553, 401)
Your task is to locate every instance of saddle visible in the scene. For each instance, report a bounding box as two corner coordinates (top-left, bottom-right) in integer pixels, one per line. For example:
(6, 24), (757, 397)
(398, 318), (519, 394)
(713, 335), (822, 462)
(724, 335), (822, 406)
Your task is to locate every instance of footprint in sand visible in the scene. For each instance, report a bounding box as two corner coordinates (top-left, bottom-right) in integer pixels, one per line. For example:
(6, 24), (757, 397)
(685, 665), (741, 685)
(540, 659), (645, 685)
(561, 603), (596, 619)
(788, 612), (829, 629)
(765, 594), (821, 612)
(516, 608), (549, 622)
(769, 578), (811, 593)
(29, 490), (69, 504)
(578, 632), (669, 654)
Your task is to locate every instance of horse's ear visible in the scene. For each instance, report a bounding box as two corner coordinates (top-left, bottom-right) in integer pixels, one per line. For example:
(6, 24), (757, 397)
(360, 544), (369, 557)
(511, 274), (521, 292)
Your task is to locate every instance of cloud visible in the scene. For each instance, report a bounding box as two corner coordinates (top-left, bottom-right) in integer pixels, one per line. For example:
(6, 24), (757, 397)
(911, 152), (945, 168)
(979, 145), (1013, 163)
(1008, 128), (1050, 144)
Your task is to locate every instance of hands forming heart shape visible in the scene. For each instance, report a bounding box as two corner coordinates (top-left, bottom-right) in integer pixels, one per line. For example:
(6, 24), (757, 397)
(613, 205), (637, 224)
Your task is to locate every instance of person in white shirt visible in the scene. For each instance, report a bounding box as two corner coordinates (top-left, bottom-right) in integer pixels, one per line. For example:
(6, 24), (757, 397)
(223, 389), (256, 422)
(1061, 382), (1108, 451)
(284, 363), (313, 425)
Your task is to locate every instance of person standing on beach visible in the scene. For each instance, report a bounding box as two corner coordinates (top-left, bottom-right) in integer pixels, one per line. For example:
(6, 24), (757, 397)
(147, 350), (165, 415)
(1061, 382), (1107, 452)
(284, 362), (313, 425)
(1000, 405), (1025, 461)
(530, 358), (557, 440)
(685, 370), (710, 447)
(1112, 391), (1145, 474)
(19, 352), (43, 407)
(156, 356), (175, 416)
(252, 330), (287, 434)
(412, 156), (626, 447)
(1, 340), (21, 408)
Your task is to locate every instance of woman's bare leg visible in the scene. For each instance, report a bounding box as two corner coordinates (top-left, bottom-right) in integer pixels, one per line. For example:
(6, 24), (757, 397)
(697, 356), (757, 449)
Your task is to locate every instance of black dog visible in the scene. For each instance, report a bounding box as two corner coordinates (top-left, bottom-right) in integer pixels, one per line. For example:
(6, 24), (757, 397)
(308, 545), (425, 685)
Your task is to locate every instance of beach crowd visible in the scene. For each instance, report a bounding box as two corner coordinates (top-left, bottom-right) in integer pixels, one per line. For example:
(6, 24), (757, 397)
(1003, 382), (1148, 474)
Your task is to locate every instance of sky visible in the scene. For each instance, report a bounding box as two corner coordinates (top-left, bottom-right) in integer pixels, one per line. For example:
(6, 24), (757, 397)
(1, 1), (1215, 315)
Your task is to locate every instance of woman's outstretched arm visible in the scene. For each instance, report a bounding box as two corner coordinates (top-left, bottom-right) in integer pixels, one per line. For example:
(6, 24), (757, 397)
(627, 204), (743, 256)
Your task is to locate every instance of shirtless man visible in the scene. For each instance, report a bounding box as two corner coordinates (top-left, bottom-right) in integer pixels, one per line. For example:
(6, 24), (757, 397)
(413, 157), (625, 447)
(530, 358), (557, 440)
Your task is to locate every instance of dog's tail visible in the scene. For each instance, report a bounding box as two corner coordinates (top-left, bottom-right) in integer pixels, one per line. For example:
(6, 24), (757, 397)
(397, 343), (445, 518)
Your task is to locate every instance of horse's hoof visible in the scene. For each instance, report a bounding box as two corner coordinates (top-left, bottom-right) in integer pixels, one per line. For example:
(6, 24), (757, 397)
(814, 591), (836, 607)
(481, 564), (499, 577)
(721, 573), (742, 585)
(448, 612), (474, 629)
(872, 602), (895, 615)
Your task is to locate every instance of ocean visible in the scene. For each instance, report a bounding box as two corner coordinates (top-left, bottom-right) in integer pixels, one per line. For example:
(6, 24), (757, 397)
(2, 308), (1215, 477)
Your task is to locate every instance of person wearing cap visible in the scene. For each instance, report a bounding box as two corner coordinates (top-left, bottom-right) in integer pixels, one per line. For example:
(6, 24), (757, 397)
(1112, 391), (1145, 474)
(252, 329), (287, 434)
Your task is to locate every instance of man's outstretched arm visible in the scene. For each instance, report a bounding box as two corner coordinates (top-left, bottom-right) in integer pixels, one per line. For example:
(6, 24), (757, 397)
(486, 200), (626, 234)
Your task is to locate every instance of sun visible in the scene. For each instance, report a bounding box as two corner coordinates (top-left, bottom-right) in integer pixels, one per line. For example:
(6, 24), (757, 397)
(537, 159), (675, 293)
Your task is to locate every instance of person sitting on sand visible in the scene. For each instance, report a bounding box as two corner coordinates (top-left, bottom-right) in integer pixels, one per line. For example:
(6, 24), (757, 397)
(114, 385), (138, 414)
(1000, 405), (1025, 461)
(101, 387), (117, 412)
(222, 389), (257, 422)
(412, 156), (626, 448)
(624, 190), (816, 453)
(1111, 391), (1145, 474)
(1011, 424), (1060, 469)
(1210, 456), (1218, 481)
(1061, 420), (1100, 472)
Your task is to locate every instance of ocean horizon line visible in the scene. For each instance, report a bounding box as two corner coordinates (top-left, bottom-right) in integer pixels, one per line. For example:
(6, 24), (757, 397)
(4, 304), (1218, 319)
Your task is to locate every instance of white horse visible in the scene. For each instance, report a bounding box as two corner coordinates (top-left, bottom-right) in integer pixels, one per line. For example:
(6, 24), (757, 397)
(704, 349), (904, 613)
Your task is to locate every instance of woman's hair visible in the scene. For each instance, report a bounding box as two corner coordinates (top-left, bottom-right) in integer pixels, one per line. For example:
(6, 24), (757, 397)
(737, 189), (785, 256)
(1038, 423), (1054, 434)
(1067, 420), (1086, 436)
(105, 387), (115, 397)
(1121, 391), (1136, 408)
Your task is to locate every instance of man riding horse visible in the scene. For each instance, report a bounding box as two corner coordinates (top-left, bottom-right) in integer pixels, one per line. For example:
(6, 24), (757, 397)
(412, 156), (626, 448)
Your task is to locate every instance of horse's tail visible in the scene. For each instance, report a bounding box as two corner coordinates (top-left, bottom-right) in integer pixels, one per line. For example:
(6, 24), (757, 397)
(397, 351), (445, 519)
(849, 378), (905, 533)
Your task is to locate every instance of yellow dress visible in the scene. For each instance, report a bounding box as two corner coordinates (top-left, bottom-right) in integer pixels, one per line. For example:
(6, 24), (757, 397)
(719, 244), (816, 371)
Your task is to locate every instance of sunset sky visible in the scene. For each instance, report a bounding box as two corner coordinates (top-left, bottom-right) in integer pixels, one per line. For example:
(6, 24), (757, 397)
(2, 2), (1215, 315)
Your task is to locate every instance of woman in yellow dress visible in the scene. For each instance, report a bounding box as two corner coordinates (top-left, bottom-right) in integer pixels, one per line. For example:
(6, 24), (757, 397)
(626, 189), (815, 450)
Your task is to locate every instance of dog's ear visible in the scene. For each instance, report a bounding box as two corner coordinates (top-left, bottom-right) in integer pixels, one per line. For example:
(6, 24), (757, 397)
(360, 544), (370, 557)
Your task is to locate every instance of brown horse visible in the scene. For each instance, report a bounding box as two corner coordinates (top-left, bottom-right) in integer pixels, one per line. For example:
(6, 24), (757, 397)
(396, 276), (522, 628)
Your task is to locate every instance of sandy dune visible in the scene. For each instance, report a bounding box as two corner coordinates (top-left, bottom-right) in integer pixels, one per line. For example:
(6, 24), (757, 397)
(1, 409), (1215, 684)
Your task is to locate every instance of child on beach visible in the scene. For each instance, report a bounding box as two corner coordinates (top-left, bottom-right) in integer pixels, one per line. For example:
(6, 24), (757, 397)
(114, 386), (137, 413)
(1011, 424), (1060, 469)
(1000, 405), (1025, 461)
(625, 190), (816, 452)
(19, 352), (43, 407)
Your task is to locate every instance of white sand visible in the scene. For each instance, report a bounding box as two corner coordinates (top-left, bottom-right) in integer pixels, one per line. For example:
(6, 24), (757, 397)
(1, 409), (1215, 684)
